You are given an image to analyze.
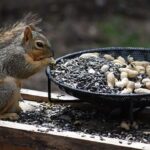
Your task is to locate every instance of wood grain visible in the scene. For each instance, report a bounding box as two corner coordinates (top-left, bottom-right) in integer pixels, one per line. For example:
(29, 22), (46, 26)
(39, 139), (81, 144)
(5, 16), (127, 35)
(21, 88), (79, 102)
(0, 90), (148, 150)
(0, 120), (149, 150)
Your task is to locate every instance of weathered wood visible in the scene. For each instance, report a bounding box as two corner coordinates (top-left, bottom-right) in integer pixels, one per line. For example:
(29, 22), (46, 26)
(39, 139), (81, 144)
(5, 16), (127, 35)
(0, 120), (149, 150)
(0, 143), (32, 150)
(0, 90), (149, 150)
(21, 89), (48, 102)
(21, 88), (79, 102)
(0, 100), (150, 150)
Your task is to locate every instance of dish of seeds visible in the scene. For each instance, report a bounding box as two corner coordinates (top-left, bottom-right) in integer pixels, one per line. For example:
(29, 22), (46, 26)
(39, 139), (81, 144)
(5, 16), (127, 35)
(51, 52), (150, 94)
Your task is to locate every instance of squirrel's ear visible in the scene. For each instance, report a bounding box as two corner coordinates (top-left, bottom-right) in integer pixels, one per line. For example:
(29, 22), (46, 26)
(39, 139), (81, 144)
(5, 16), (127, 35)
(23, 26), (33, 43)
(29, 24), (42, 32)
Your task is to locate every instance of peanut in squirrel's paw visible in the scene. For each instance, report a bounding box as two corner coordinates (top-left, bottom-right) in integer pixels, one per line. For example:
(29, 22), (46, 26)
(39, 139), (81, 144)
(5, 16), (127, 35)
(42, 57), (56, 65)
(0, 113), (19, 120)
(49, 57), (56, 65)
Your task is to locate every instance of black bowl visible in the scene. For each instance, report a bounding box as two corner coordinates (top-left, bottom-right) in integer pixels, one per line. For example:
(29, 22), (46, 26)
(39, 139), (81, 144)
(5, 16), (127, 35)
(47, 47), (150, 105)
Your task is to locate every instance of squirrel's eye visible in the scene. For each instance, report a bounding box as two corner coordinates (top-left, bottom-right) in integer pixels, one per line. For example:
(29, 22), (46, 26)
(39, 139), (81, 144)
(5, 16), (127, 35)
(36, 41), (44, 48)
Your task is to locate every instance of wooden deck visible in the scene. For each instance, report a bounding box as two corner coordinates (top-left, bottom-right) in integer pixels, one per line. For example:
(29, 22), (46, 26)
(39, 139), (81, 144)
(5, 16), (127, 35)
(0, 89), (149, 150)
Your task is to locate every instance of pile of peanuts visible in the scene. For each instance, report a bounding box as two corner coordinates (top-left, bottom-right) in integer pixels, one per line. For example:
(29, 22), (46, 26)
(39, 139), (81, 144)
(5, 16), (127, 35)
(103, 54), (150, 94)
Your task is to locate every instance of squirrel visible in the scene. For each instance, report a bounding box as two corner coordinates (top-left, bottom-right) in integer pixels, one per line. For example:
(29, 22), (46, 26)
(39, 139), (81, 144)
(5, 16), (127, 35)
(0, 14), (55, 120)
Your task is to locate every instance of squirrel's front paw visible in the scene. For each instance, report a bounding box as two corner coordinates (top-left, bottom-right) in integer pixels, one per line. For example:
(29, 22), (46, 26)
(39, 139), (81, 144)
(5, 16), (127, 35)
(0, 113), (19, 120)
(8, 113), (20, 120)
(42, 57), (56, 66)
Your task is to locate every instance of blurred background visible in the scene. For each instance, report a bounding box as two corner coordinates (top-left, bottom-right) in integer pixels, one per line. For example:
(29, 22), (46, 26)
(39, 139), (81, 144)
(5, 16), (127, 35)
(0, 0), (150, 92)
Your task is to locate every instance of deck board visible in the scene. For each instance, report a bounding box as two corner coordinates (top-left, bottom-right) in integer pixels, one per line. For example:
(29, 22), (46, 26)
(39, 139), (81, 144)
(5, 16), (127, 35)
(0, 118), (149, 150)
(0, 89), (149, 150)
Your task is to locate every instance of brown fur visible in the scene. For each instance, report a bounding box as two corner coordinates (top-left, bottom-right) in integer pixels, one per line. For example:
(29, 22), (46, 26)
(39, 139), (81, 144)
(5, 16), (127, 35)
(0, 77), (21, 114)
(15, 79), (22, 89)
(24, 54), (52, 75)
(28, 49), (47, 61)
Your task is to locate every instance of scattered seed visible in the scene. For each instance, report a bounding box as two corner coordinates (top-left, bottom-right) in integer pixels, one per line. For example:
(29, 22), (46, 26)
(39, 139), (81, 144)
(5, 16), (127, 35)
(16, 102), (150, 144)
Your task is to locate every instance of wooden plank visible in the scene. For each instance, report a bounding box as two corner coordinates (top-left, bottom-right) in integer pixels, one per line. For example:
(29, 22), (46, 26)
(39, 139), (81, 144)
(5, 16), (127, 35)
(0, 120), (149, 150)
(0, 143), (32, 150)
(0, 90), (148, 150)
(21, 88), (79, 102)
(21, 89), (48, 102)
(0, 100), (150, 150)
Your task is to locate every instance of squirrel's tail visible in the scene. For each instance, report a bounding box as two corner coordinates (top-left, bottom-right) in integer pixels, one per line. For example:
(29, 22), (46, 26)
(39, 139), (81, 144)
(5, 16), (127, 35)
(0, 13), (41, 48)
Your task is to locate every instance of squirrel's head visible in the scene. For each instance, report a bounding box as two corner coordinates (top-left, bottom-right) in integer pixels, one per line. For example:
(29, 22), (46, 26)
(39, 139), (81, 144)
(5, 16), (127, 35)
(22, 25), (54, 62)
